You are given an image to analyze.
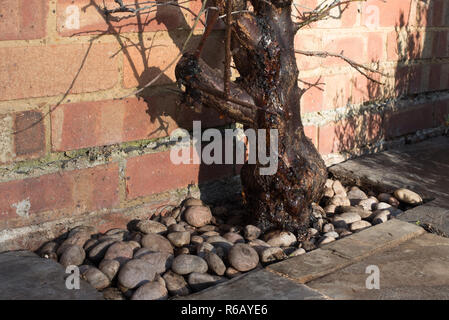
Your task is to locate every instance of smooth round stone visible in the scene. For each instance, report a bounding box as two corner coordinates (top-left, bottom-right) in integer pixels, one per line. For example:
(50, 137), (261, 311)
(205, 252), (226, 276)
(131, 278), (168, 300)
(244, 225), (261, 241)
(394, 188), (423, 204)
(191, 235), (204, 245)
(168, 224), (186, 233)
(167, 231), (191, 247)
(311, 203), (326, 218)
(264, 230), (296, 247)
(324, 204), (337, 214)
(248, 239), (271, 254)
(99, 259), (120, 281)
(324, 231), (339, 239)
(313, 218), (324, 231)
(319, 236), (335, 245)
(104, 241), (134, 265)
(332, 180), (347, 196)
(172, 254), (208, 275)
(39, 241), (58, 256)
(206, 236), (233, 253)
(341, 206), (373, 219)
(136, 220), (167, 235)
(163, 270), (190, 296)
(329, 195), (351, 207)
(333, 211), (361, 225)
(223, 232), (245, 244)
(161, 216), (177, 227)
(289, 248), (306, 257)
(260, 247), (286, 263)
(324, 186), (335, 198)
(358, 197), (379, 211)
(307, 228), (319, 237)
(202, 231), (220, 238)
(118, 259), (156, 289)
(187, 272), (226, 292)
(225, 267), (241, 279)
(377, 193), (400, 207)
(372, 210), (389, 225)
(347, 187), (368, 204)
(350, 220), (372, 231)
(59, 245), (85, 267)
(184, 206), (212, 227)
(88, 239), (116, 263)
(103, 287), (126, 300)
(83, 239), (99, 253)
(137, 251), (174, 274)
(57, 232), (91, 256)
(228, 243), (259, 272)
(183, 198), (204, 207)
(375, 202), (392, 210)
(196, 242), (216, 258)
(141, 233), (174, 254)
(175, 247), (191, 256)
(198, 225), (218, 233)
(325, 179), (334, 189)
(322, 223), (334, 233)
(83, 267), (110, 290)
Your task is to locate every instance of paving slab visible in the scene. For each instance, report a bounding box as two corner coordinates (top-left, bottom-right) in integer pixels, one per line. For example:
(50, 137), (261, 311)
(329, 136), (449, 235)
(267, 219), (424, 283)
(306, 233), (449, 300)
(176, 270), (327, 300)
(0, 251), (103, 300)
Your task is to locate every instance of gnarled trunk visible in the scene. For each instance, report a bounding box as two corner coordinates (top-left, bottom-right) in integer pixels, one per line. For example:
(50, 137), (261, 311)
(175, 0), (327, 237)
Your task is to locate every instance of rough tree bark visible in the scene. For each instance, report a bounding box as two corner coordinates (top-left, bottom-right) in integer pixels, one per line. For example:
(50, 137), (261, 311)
(175, 0), (327, 237)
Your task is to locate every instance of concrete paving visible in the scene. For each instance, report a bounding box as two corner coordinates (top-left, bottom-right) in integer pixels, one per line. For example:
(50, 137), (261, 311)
(306, 233), (449, 299)
(0, 251), (103, 300)
(177, 270), (327, 300)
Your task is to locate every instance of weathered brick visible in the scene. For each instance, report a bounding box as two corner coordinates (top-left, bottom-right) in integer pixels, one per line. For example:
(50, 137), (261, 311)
(362, 0), (411, 28)
(0, 164), (119, 229)
(56, 0), (187, 36)
(125, 149), (234, 199)
(433, 99), (449, 127)
(123, 35), (224, 88)
(322, 74), (349, 110)
(432, 30), (448, 58)
(0, 43), (119, 101)
(385, 104), (434, 138)
(367, 32), (384, 62)
(0, 0), (47, 41)
(14, 110), (45, 158)
(322, 35), (366, 66)
(295, 33), (323, 71)
(299, 77), (324, 113)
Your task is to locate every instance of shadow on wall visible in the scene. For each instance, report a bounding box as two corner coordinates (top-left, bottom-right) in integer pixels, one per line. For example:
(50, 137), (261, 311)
(329, 0), (448, 159)
(65, 0), (240, 204)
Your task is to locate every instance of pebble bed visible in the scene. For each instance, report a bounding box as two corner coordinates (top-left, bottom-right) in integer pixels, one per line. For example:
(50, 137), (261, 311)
(36, 179), (424, 300)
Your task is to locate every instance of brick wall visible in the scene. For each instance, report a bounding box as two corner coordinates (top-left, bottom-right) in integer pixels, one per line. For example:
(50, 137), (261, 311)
(0, 0), (448, 249)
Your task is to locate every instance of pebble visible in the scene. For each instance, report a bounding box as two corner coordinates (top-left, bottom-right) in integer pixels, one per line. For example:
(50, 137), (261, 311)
(103, 287), (126, 300)
(372, 210), (389, 225)
(311, 203), (325, 218)
(168, 224), (186, 233)
(358, 197), (379, 211)
(99, 259), (120, 281)
(161, 216), (177, 227)
(167, 231), (191, 247)
(333, 211), (361, 225)
(83, 267), (110, 290)
(332, 180), (347, 196)
(131, 277), (168, 300)
(136, 220), (167, 235)
(118, 259), (156, 289)
(137, 251), (174, 274)
(163, 270), (190, 296)
(223, 232), (245, 244)
(394, 188), (423, 204)
(183, 198), (204, 207)
(187, 272), (226, 292)
(198, 225), (218, 233)
(260, 247), (287, 263)
(350, 220), (372, 231)
(196, 242), (216, 258)
(307, 228), (319, 237)
(347, 187), (368, 205)
(191, 235), (204, 245)
(324, 231), (339, 239)
(319, 236), (335, 245)
(375, 202), (392, 210)
(88, 239), (116, 263)
(324, 204), (337, 214)
(243, 224), (261, 241)
(340, 206), (373, 219)
(104, 241), (134, 265)
(225, 267), (241, 278)
(248, 239), (271, 254)
(184, 206), (212, 227)
(264, 230), (296, 247)
(228, 243), (259, 272)
(329, 195), (351, 207)
(141, 233), (174, 254)
(172, 254), (208, 275)
(322, 223), (334, 233)
(59, 245), (85, 267)
(289, 248), (306, 257)
(205, 252), (226, 276)
(206, 236), (233, 253)
(202, 231), (220, 238)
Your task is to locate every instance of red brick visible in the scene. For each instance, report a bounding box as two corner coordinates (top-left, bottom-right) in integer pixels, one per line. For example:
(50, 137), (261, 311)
(123, 35), (224, 88)
(322, 35), (366, 67)
(429, 64), (443, 92)
(433, 99), (449, 127)
(0, 43), (118, 101)
(0, 0), (47, 40)
(299, 77), (324, 113)
(385, 104), (434, 138)
(362, 0), (412, 28)
(0, 164), (119, 229)
(56, 0), (187, 36)
(295, 33), (323, 71)
(52, 95), (228, 151)
(322, 74), (349, 110)
(432, 31), (448, 58)
(367, 32), (384, 62)
(411, 0), (445, 27)
(14, 110), (45, 158)
(303, 125), (318, 148)
(125, 149), (233, 199)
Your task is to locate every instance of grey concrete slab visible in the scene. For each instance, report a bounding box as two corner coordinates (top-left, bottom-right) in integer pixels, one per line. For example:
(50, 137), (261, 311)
(329, 136), (449, 209)
(395, 204), (449, 237)
(267, 219), (424, 283)
(306, 233), (449, 300)
(0, 251), (103, 300)
(177, 270), (327, 300)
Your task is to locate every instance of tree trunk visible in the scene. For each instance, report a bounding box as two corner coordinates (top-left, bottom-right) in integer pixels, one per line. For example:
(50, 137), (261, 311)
(175, 0), (327, 237)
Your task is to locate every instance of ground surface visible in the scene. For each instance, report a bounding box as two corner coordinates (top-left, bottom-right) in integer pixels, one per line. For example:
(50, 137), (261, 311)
(1, 136), (449, 300)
